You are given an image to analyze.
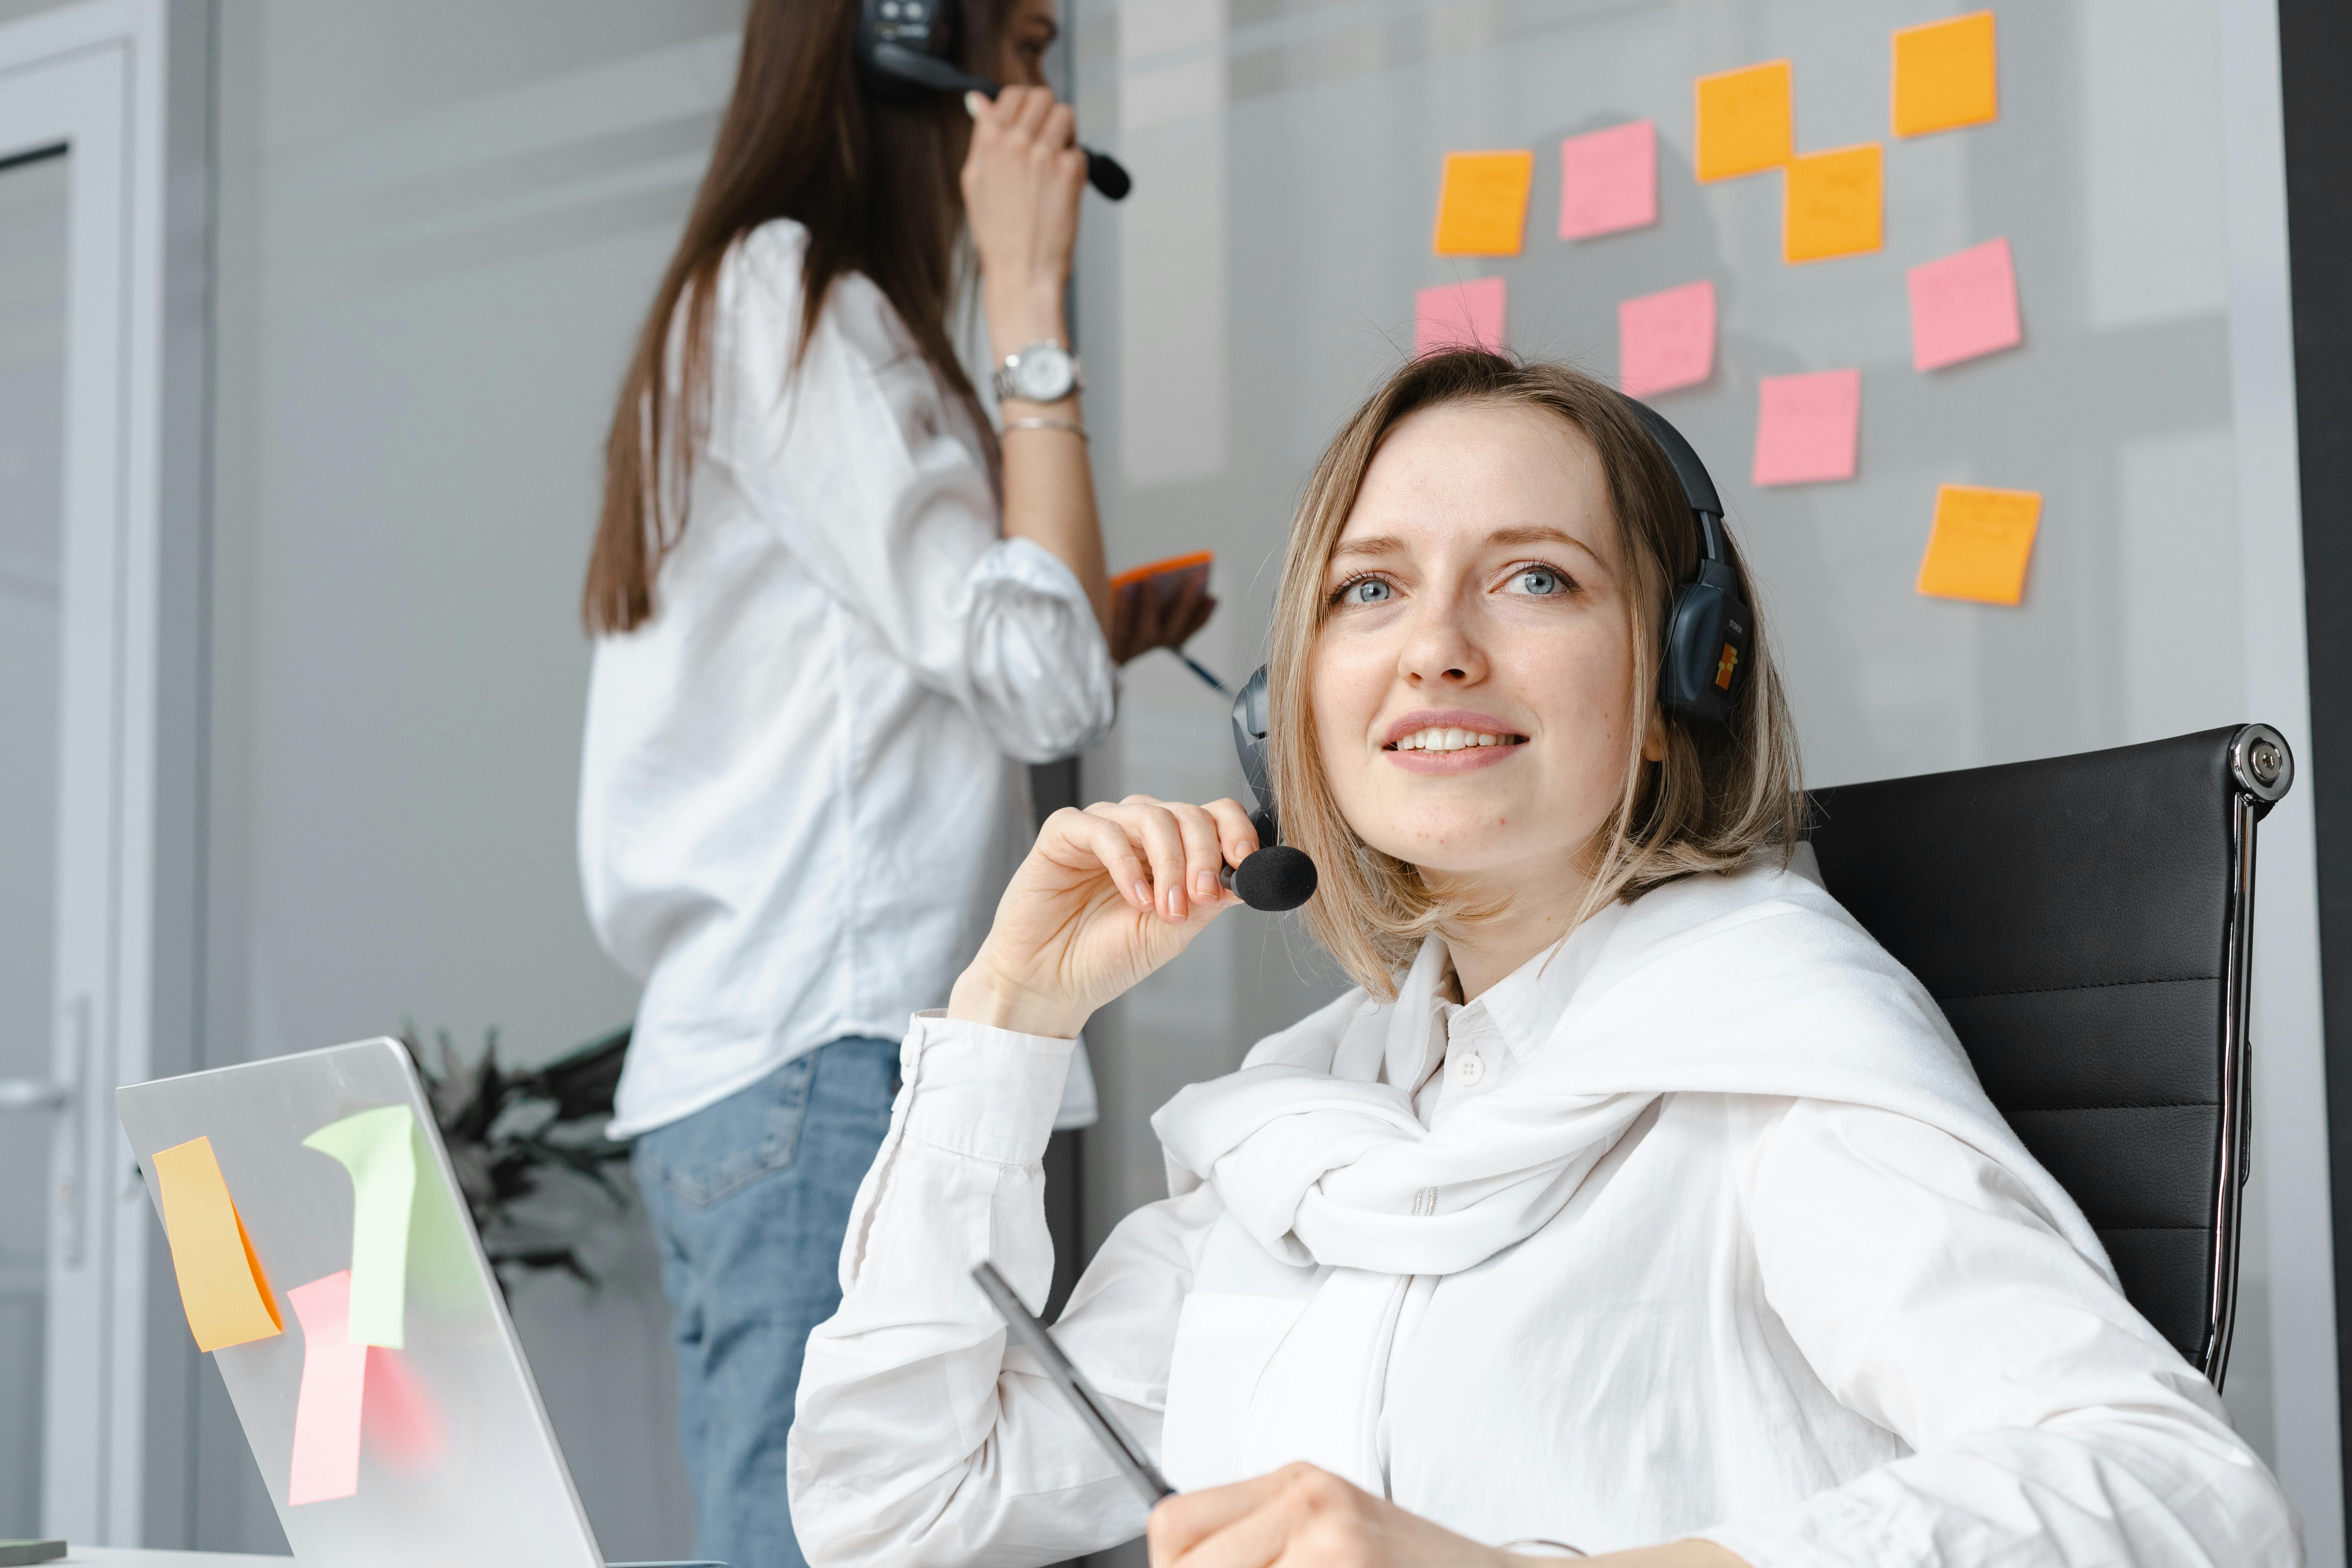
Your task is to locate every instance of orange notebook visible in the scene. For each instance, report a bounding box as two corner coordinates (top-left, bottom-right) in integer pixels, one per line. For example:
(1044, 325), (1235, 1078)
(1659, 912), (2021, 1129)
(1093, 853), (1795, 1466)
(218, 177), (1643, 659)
(1110, 550), (1212, 594)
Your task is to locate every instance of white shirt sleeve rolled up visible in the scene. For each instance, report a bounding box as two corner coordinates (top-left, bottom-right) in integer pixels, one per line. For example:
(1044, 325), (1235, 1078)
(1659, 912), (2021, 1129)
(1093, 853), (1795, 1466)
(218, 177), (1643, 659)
(789, 1013), (1194, 1568)
(708, 232), (1114, 765)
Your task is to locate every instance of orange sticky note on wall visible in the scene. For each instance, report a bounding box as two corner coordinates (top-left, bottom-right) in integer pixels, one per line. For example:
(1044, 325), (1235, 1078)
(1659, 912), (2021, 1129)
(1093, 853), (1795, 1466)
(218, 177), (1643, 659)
(1784, 143), (1883, 263)
(1917, 484), (2042, 605)
(1893, 12), (1998, 138)
(1694, 60), (1792, 181)
(153, 1136), (283, 1352)
(1432, 151), (1534, 256)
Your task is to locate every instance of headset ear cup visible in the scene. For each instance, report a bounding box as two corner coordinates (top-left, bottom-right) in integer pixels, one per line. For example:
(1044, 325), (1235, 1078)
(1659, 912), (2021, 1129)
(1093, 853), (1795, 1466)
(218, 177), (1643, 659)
(1661, 583), (1726, 723)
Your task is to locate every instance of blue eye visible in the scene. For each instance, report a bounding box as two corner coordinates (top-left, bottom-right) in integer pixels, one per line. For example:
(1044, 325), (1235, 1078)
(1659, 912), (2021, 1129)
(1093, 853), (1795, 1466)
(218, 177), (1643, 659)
(1338, 577), (1394, 606)
(1511, 567), (1568, 596)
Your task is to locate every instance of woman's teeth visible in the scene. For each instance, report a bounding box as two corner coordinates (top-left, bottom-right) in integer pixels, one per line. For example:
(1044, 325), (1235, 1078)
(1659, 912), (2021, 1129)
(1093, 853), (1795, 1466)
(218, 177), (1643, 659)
(1392, 727), (1517, 752)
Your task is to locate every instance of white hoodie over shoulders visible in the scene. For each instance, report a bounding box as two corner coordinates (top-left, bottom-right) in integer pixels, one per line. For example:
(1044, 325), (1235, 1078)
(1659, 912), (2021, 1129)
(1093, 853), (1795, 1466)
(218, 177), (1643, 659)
(580, 220), (1115, 1139)
(787, 853), (2299, 1568)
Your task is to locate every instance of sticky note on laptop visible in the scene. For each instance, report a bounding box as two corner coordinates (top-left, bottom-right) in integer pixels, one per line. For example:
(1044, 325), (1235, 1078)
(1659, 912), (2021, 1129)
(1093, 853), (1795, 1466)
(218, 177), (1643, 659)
(1416, 277), (1506, 355)
(287, 1270), (368, 1506)
(304, 1104), (418, 1348)
(1432, 151), (1534, 255)
(1917, 484), (2042, 605)
(152, 1136), (283, 1352)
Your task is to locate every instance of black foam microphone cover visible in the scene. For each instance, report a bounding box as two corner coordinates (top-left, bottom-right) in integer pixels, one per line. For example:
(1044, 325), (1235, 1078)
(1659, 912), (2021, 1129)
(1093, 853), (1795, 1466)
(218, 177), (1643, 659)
(1221, 846), (1319, 912)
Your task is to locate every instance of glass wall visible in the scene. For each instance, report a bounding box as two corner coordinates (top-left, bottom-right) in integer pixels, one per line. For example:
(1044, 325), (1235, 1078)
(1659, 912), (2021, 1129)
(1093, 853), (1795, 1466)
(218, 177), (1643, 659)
(199, 2), (741, 1552)
(1071, 0), (2326, 1550)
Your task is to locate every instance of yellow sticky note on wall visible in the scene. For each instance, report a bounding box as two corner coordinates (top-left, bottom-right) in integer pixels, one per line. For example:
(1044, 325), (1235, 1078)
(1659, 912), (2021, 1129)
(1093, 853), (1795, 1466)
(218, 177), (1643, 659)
(1694, 60), (1792, 182)
(153, 1136), (284, 1352)
(1917, 484), (2042, 605)
(1432, 151), (1534, 256)
(1784, 143), (1883, 263)
(1893, 11), (1998, 138)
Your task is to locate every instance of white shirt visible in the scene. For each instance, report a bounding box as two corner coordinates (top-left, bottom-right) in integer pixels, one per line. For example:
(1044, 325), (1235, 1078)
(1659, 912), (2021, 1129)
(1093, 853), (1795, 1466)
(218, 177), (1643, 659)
(788, 857), (2298, 1568)
(579, 221), (1116, 1139)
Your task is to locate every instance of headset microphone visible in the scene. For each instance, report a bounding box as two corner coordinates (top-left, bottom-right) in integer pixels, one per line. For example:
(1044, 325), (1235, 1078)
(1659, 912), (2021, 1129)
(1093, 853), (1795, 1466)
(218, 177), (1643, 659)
(856, 1), (1132, 201)
(1218, 667), (1319, 912)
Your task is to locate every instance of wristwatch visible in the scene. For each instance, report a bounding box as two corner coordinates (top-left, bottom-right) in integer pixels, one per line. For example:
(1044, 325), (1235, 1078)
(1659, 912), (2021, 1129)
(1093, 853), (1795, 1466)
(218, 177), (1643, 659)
(993, 339), (1083, 404)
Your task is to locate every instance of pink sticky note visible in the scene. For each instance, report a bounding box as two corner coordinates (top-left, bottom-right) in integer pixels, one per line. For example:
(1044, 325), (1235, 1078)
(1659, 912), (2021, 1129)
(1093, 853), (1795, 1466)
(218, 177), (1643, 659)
(1415, 277), (1506, 356)
(1560, 121), (1657, 240)
(1618, 280), (1716, 398)
(288, 1270), (368, 1506)
(1907, 238), (2021, 371)
(1752, 369), (1862, 486)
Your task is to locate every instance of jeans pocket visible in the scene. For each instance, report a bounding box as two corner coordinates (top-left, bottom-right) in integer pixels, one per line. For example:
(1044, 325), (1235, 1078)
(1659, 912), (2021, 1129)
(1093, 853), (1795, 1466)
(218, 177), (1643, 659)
(636, 1054), (818, 1209)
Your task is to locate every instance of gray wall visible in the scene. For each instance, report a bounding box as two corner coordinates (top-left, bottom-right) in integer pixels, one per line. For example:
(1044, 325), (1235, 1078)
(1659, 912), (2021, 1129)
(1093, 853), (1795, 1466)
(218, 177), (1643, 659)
(195, 2), (744, 1553)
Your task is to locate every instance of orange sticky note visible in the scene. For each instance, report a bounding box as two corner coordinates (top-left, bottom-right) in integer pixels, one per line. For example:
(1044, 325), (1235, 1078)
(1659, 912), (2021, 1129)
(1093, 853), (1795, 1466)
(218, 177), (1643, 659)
(1893, 12), (1998, 138)
(288, 1270), (368, 1505)
(1432, 151), (1534, 256)
(1917, 484), (2042, 605)
(1694, 60), (1792, 182)
(153, 1136), (284, 1352)
(1784, 143), (1882, 263)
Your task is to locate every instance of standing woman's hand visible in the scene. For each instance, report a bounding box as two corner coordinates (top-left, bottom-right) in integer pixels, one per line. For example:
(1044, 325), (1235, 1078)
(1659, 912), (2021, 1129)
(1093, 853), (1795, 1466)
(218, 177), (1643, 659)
(948, 797), (1261, 1038)
(961, 86), (1088, 353)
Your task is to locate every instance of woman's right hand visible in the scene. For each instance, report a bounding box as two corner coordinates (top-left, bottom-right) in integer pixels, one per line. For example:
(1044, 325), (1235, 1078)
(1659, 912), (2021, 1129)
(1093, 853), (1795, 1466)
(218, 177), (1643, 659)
(948, 797), (1262, 1038)
(960, 85), (1087, 353)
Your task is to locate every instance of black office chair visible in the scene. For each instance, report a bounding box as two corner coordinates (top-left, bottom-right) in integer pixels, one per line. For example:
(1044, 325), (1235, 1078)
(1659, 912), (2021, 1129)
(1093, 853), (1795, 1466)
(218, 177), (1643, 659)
(1805, 723), (2293, 1389)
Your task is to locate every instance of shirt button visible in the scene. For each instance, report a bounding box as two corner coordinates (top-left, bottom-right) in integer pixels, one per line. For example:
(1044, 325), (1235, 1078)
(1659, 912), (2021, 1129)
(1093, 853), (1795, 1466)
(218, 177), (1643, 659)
(1454, 1053), (1485, 1086)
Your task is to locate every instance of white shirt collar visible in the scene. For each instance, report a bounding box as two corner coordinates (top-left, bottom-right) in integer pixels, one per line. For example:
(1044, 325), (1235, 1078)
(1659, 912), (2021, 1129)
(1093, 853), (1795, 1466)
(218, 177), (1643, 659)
(1379, 900), (1633, 1089)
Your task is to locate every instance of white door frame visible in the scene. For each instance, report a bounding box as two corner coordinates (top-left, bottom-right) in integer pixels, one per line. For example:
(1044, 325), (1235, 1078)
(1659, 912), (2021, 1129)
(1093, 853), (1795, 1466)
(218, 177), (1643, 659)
(0, 0), (208, 1547)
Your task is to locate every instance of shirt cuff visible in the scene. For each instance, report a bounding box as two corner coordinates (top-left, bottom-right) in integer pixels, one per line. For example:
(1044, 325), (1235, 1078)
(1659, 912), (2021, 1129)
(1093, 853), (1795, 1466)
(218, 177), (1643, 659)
(899, 1009), (1076, 1168)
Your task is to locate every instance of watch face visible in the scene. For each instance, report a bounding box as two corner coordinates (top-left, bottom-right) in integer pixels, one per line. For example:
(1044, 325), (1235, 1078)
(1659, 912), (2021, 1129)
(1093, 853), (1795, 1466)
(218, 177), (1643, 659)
(1012, 343), (1075, 401)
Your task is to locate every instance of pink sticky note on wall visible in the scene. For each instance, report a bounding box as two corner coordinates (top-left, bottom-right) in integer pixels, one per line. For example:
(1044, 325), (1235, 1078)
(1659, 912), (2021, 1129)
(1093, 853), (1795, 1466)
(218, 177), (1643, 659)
(1560, 121), (1657, 240)
(1618, 280), (1716, 398)
(1415, 277), (1506, 356)
(1907, 238), (2021, 370)
(1752, 369), (1862, 486)
(288, 1270), (368, 1506)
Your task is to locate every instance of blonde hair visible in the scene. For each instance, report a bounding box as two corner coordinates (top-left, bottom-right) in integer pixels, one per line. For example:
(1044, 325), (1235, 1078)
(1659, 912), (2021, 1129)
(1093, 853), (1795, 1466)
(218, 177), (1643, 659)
(1268, 351), (1802, 996)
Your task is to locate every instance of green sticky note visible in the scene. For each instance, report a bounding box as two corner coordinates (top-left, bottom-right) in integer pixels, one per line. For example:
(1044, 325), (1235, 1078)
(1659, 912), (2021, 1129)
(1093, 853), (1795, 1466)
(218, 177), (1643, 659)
(302, 1104), (417, 1348)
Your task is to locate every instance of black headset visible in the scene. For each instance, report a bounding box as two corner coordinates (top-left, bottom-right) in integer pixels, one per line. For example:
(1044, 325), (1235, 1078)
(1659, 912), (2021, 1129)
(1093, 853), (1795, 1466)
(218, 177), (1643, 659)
(1221, 396), (1747, 912)
(853, 0), (1132, 200)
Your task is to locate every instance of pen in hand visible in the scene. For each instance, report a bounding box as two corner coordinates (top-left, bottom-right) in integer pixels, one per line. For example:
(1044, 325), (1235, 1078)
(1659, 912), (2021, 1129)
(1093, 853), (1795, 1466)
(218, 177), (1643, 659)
(972, 1260), (1174, 1506)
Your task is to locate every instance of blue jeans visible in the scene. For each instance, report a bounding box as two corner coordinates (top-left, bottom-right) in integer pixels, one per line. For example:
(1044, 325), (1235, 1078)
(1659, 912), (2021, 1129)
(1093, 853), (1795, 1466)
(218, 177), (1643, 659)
(634, 1037), (901, 1568)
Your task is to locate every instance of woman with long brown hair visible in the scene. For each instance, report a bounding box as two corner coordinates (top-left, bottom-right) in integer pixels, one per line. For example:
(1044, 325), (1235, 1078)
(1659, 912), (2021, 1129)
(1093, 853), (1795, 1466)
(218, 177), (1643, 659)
(575, 5), (1196, 1564)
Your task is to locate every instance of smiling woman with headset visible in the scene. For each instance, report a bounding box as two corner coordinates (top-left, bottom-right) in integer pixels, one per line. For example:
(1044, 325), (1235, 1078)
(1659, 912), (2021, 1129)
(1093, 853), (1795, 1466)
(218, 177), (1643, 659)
(784, 352), (2295, 1568)
(573, 5), (1193, 1567)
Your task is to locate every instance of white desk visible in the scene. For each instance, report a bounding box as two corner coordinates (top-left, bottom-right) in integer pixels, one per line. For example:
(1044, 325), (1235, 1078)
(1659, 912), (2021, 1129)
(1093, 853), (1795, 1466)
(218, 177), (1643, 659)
(41, 1551), (290, 1565)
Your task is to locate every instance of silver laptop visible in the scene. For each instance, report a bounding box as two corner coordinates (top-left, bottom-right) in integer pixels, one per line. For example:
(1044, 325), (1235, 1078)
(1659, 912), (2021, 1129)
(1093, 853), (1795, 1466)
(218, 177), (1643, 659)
(117, 1037), (715, 1568)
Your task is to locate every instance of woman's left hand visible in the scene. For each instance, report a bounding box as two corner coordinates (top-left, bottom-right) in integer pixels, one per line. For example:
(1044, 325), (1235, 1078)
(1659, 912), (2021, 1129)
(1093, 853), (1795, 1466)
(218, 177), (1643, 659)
(1146, 1464), (1749, 1568)
(1109, 572), (1218, 665)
